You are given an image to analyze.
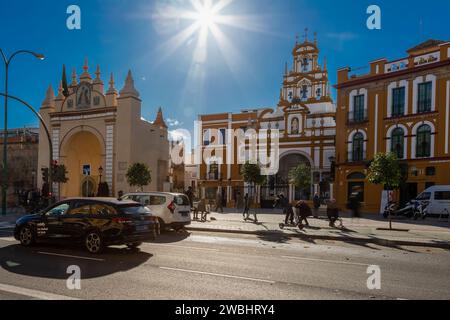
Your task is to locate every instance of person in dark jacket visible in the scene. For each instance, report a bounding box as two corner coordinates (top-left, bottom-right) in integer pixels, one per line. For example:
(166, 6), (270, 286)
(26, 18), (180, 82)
(243, 193), (250, 219)
(185, 186), (194, 208)
(274, 194), (294, 225)
(296, 200), (312, 227)
(313, 193), (321, 218)
(327, 199), (340, 227)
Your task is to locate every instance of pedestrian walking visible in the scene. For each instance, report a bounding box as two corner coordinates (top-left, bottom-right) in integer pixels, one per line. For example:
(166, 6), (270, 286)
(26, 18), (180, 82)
(243, 193), (250, 219)
(215, 189), (224, 213)
(278, 194), (294, 225)
(313, 193), (321, 218)
(296, 200), (312, 227)
(326, 199), (340, 228)
(185, 186), (194, 209)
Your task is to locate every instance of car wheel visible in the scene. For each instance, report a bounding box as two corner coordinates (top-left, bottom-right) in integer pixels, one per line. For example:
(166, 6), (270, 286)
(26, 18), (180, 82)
(19, 225), (35, 247)
(126, 242), (143, 249)
(85, 231), (103, 254)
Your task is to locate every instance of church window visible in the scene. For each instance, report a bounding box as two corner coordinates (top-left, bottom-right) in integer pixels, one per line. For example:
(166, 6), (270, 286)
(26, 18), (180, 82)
(316, 88), (322, 99)
(203, 129), (210, 146)
(288, 91), (293, 101)
(208, 163), (219, 180)
(302, 57), (310, 72)
(301, 85), (308, 100)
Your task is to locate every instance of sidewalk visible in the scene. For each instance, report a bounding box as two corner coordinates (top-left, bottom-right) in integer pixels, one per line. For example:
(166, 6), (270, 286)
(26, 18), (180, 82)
(186, 208), (450, 249)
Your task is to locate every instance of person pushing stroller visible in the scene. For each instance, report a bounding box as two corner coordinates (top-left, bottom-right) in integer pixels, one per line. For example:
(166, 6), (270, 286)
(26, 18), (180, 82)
(295, 200), (312, 229)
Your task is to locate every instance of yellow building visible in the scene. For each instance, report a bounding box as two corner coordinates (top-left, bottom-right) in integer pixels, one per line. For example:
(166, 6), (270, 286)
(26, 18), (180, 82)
(198, 32), (336, 207)
(38, 60), (170, 198)
(335, 40), (450, 213)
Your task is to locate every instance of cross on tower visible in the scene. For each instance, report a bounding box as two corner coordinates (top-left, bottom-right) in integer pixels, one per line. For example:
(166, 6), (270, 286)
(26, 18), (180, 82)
(304, 28), (309, 42)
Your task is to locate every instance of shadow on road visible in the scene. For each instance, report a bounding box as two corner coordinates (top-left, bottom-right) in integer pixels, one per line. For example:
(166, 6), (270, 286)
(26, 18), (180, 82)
(255, 230), (317, 245)
(155, 230), (191, 244)
(0, 243), (153, 280)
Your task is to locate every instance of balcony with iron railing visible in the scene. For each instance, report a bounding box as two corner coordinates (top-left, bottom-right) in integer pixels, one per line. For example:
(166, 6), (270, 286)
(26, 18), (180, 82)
(347, 109), (369, 125)
(347, 149), (367, 163)
(207, 172), (220, 181)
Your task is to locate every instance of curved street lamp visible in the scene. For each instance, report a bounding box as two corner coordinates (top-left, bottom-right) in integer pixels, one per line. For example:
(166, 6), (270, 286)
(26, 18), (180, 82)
(0, 49), (45, 216)
(0, 93), (53, 207)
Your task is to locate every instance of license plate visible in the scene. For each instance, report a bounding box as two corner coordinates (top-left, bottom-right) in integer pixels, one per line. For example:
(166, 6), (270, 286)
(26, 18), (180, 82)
(180, 211), (190, 217)
(136, 225), (148, 232)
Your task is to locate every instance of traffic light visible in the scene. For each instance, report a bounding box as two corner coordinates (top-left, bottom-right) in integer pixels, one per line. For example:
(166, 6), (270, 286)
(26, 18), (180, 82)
(51, 160), (59, 178)
(41, 167), (49, 184)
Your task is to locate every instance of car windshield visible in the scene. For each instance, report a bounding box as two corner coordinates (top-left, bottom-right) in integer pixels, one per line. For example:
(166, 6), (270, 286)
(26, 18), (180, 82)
(416, 192), (431, 201)
(119, 204), (151, 215)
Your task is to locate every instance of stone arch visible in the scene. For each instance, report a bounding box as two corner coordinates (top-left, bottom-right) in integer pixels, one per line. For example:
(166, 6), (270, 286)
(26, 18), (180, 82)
(279, 150), (314, 168)
(59, 127), (105, 197)
(60, 125), (106, 156)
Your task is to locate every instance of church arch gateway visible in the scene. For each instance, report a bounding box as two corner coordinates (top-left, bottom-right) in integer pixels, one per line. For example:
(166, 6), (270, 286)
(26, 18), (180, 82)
(261, 151), (314, 205)
(59, 128), (105, 198)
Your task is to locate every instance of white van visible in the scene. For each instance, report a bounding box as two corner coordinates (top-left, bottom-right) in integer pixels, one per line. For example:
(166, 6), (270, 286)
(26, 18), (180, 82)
(121, 193), (191, 231)
(415, 186), (450, 215)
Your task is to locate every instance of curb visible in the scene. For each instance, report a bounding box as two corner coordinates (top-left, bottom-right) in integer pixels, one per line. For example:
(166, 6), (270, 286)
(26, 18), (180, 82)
(186, 226), (450, 249)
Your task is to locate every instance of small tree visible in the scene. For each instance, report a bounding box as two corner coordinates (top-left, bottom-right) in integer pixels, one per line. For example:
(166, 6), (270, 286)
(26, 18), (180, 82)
(367, 153), (402, 230)
(367, 153), (402, 190)
(126, 163), (152, 192)
(240, 162), (266, 201)
(289, 163), (312, 200)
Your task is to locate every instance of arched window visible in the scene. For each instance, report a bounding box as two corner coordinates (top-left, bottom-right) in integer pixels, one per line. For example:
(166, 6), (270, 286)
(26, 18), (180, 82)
(416, 125), (431, 158)
(352, 133), (365, 161)
(391, 127), (405, 158)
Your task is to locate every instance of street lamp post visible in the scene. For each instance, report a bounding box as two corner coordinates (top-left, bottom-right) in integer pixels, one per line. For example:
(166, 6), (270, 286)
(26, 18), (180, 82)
(0, 49), (44, 216)
(0, 93), (53, 208)
(98, 166), (103, 184)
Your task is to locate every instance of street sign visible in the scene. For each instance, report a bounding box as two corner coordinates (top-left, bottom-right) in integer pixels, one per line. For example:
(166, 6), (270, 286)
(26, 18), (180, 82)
(83, 164), (91, 177)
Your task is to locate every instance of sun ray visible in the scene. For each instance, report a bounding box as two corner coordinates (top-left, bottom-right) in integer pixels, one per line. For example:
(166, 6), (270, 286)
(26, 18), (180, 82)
(153, 21), (201, 67)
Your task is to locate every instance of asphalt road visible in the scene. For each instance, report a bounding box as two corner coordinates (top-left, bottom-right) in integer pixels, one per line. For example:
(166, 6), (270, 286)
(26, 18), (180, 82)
(0, 229), (449, 300)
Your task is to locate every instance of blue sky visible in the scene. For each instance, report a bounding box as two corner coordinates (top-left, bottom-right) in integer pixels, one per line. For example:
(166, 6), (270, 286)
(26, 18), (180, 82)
(0, 0), (448, 133)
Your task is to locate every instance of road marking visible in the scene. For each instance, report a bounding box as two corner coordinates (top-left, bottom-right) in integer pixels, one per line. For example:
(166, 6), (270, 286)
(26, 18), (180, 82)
(0, 283), (79, 300)
(147, 243), (220, 252)
(38, 252), (105, 262)
(160, 267), (276, 284)
(281, 256), (369, 267)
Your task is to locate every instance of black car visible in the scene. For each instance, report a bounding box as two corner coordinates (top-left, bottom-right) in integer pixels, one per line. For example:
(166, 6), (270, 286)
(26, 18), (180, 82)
(14, 198), (160, 254)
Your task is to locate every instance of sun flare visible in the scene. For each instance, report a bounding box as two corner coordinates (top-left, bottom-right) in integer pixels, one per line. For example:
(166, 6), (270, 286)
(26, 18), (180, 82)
(194, 2), (218, 29)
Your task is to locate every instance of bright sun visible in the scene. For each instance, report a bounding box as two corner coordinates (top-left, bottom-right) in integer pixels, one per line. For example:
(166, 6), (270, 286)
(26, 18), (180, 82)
(153, 0), (265, 84)
(195, 4), (217, 29)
